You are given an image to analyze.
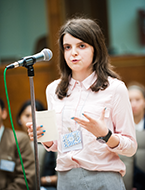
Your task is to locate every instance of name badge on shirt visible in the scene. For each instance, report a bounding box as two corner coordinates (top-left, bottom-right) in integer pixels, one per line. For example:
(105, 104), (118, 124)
(61, 130), (83, 153)
(0, 159), (15, 172)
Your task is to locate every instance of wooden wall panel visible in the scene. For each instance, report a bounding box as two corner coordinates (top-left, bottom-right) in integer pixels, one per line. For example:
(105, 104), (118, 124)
(111, 55), (145, 87)
(45, 0), (65, 81)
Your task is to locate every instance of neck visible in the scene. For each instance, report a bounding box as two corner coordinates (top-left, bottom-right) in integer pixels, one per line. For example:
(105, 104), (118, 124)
(134, 113), (144, 124)
(72, 70), (93, 82)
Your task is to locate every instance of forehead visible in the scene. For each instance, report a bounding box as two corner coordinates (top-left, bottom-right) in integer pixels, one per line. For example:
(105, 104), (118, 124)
(129, 89), (144, 99)
(63, 33), (83, 44)
(23, 105), (32, 114)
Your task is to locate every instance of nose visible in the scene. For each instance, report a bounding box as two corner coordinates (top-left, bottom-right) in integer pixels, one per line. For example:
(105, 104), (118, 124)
(71, 47), (78, 56)
(130, 100), (137, 109)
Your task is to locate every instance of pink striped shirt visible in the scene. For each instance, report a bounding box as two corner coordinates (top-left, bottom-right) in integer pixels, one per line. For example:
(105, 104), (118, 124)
(44, 72), (137, 176)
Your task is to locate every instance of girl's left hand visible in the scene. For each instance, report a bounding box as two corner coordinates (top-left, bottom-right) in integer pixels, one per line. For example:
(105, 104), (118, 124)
(71, 108), (108, 138)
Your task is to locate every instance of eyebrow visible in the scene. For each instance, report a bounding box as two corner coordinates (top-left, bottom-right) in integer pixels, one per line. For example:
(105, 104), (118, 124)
(63, 43), (70, 46)
(63, 41), (85, 46)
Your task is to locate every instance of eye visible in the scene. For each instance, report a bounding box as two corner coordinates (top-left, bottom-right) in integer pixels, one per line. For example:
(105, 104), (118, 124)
(64, 45), (71, 51)
(79, 44), (86, 48)
(26, 114), (31, 118)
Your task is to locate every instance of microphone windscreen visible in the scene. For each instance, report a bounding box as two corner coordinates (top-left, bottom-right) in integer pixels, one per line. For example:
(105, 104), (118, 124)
(42, 49), (53, 61)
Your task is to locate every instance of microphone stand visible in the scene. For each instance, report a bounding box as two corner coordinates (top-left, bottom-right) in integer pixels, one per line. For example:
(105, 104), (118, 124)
(25, 63), (40, 190)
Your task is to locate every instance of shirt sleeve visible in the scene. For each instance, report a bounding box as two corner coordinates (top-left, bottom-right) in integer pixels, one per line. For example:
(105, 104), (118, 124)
(46, 84), (53, 111)
(108, 82), (137, 156)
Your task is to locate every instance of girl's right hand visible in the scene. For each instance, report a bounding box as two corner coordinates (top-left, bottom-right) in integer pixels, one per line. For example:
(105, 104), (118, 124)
(26, 122), (45, 141)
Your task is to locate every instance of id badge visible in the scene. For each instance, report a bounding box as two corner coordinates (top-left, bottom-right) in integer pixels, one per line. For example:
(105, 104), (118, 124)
(0, 159), (15, 172)
(61, 130), (83, 153)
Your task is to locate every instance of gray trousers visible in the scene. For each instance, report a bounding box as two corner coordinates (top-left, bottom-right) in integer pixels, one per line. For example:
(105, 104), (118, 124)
(57, 168), (126, 190)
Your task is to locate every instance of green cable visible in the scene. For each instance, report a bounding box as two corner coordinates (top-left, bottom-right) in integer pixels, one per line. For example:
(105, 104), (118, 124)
(3, 68), (29, 190)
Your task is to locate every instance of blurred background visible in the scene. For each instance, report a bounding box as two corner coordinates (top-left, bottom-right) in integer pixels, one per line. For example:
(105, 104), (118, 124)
(0, 0), (145, 130)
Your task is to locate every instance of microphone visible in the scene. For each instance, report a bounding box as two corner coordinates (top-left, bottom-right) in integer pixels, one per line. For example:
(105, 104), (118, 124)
(6, 48), (53, 69)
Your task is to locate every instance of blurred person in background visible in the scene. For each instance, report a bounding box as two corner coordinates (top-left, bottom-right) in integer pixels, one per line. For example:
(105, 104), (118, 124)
(0, 98), (35, 190)
(17, 99), (57, 190)
(128, 83), (145, 190)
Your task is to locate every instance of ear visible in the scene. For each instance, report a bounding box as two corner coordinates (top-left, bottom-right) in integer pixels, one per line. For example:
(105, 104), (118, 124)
(2, 108), (7, 120)
(18, 119), (22, 126)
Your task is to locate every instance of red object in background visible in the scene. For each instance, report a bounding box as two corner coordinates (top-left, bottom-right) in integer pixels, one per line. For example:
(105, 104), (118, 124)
(138, 9), (145, 46)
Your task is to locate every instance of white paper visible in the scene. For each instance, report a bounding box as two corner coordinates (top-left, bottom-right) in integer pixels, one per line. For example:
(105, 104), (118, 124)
(35, 110), (58, 142)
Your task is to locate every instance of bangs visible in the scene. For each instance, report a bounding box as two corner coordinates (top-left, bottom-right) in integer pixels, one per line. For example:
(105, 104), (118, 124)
(60, 19), (95, 50)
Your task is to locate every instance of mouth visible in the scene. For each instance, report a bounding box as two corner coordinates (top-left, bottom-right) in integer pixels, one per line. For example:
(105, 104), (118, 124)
(71, 59), (79, 63)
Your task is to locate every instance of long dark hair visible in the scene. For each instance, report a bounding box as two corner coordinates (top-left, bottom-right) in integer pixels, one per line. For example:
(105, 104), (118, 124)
(56, 17), (120, 99)
(0, 98), (5, 110)
(17, 99), (45, 127)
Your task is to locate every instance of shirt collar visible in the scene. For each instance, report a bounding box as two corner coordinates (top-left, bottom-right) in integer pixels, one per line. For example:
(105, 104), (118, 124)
(135, 118), (144, 131)
(69, 71), (97, 91)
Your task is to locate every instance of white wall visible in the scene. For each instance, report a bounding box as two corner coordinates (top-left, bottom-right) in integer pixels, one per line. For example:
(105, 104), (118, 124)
(107, 0), (145, 55)
(0, 0), (47, 62)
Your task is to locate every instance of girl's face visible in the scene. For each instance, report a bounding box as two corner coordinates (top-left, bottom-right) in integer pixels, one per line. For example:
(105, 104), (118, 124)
(129, 89), (145, 118)
(63, 33), (94, 81)
(19, 105), (32, 133)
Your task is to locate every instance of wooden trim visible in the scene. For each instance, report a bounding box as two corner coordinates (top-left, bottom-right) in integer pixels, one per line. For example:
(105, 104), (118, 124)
(110, 55), (145, 67)
(45, 0), (65, 80)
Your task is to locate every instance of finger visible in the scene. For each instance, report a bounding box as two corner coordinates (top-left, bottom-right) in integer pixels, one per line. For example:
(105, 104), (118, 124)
(78, 124), (88, 130)
(26, 122), (33, 128)
(71, 117), (89, 126)
(29, 134), (43, 141)
(37, 134), (44, 139)
(28, 131), (34, 140)
(82, 113), (93, 122)
(27, 124), (43, 133)
(28, 127), (46, 137)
